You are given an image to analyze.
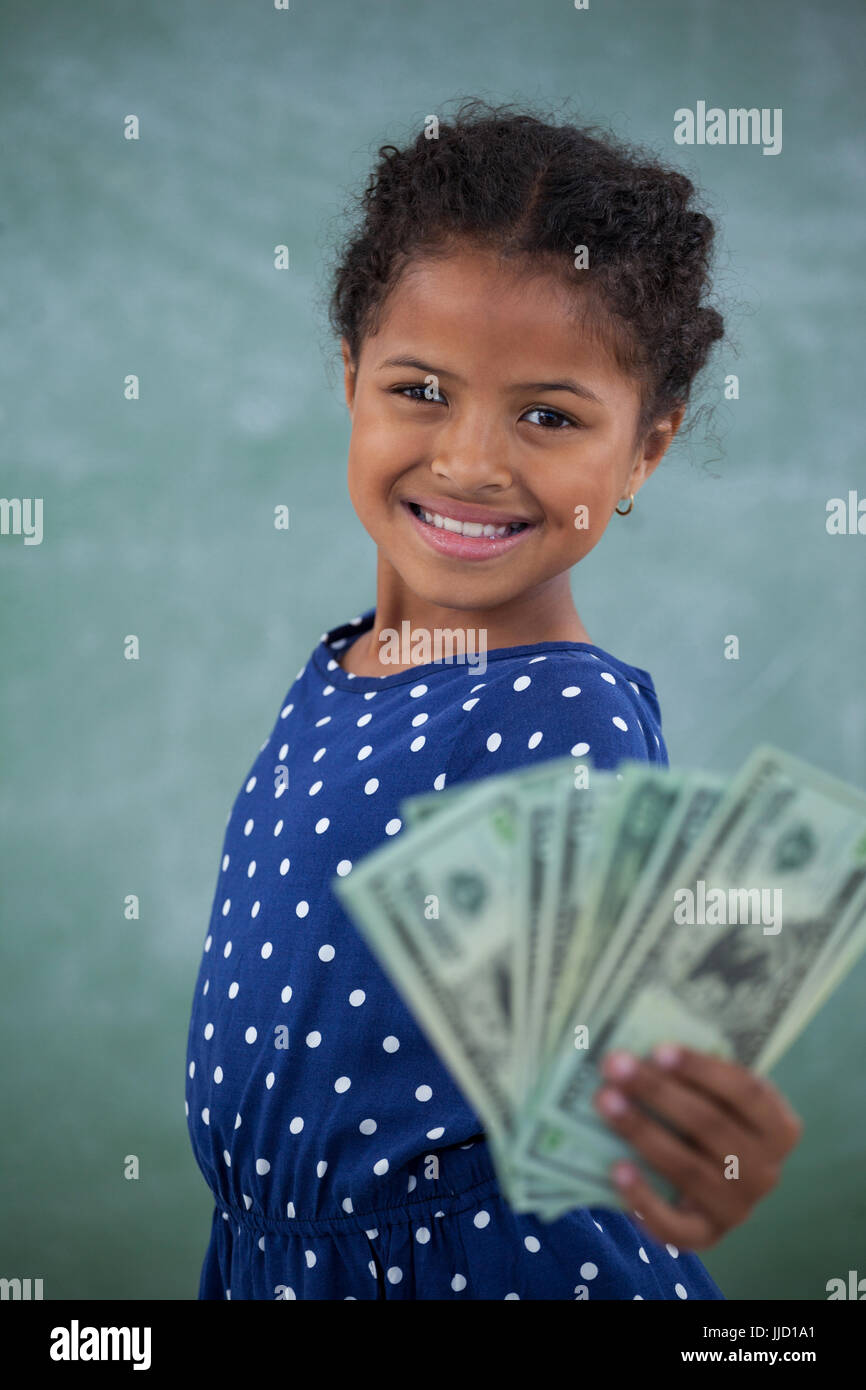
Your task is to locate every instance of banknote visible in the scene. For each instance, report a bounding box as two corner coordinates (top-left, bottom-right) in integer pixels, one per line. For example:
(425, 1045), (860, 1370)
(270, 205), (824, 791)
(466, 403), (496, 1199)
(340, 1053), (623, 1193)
(334, 744), (866, 1220)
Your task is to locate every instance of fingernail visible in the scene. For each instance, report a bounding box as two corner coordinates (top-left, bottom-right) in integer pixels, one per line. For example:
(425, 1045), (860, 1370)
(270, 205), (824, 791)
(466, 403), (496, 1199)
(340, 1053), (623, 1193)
(604, 1050), (637, 1079)
(599, 1088), (629, 1116)
(613, 1162), (637, 1186)
(653, 1042), (681, 1068)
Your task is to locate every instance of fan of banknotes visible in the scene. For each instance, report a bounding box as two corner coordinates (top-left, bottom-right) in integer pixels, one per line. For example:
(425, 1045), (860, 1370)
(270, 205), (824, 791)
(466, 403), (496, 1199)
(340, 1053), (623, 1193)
(333, 745), (866, 1221)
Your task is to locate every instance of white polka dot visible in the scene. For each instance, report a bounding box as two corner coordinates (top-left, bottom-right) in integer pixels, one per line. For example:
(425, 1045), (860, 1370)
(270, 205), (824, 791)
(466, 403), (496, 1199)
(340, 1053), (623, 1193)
(309, 780), (323, 796)
(286, 1202), (295, 1217)
(315, 817), (330, 834)
(223, 940), (232, 958)
(415, 1085), (433, 1102)
(666, 1243), (679, 1258)
(242, 1194), (252, 1209)
(336, 859), (352, 876)
(188, 1061), (195, 1078)
(612, 715), (629, 731)
(280, 704), (293, 719)
(486, 732), (502, 751)
(334, 1076), (351, 1093)
(426, 1126), (445, 1140)
(281, 985), (292, 1003)
(255, 1158), (270, 1175)
(387, 1266), (403, 1284)
(407, 1175), (417, 1192)
(296, 901), (309, 918)
(357, 745), (373, 761)
(601, 671), (616, 684)
(342, 1197), (353, 1213)
(638, 1246), (649, 1263)
(675, 1283), (688, 1299)
(411, 712), (428, 726)
(203, 1023), (214, 1040)
(279, 858), (290, 875)
(318, 944), (335, 961)
(462, 698), (479, 711)
(505, 1292), (520, 1299)
(580, 1261), (598, 1279)
(274, 820), (283, 835)
(451, 1273), (467, 1291)
(278, 745), (288, 760)
(633, 1294), (644, 1300)
(221, 854), (229, 871)
(524, 1236), (541, 1253)
(222, 899), (231, 917)
(349, 989), (366, 1006)
(305, 1249), (316, 1268)
(562, 686), (581, 698)
(250, 901), (260, 919)
(204, 935), (212, 952)
(245, 776), (257, 792)
(313, 746), (327, 760)
(214, 1066), (223, 1083)
(289, 1116), (304, 1134)
(201, 1108), (210, 1125)
(315, 715), (331, 725)
(513, 675), (531, 691)
(368, 1261), (377, 1278)
(317, 1161), (328, 1178)
(265, 1071), (274, 1089)
(261, 941), (272, 959)
(223, 1150), (231, 1167)
(234, 1113), (242, 1129)
(365, 1228), (378, 1239)
(473, 1211), (491, 1228)
(433, 773), (446, 790)
(244, 819), (254, 836)
(306, 1031), (322, 1048)
(373, 1159), (389, 1175)
(258, 1236), (265, 1252)
(364, 778), (379, 794)
(359, 1118), (377, 1135)
(245, 1027), (257, 1044)
(415, 1227), (431, 1244)
(410, 684), (428, 698)
(202, 980), (209, 995)
(410, 735), (426, 752)
(247, 860), (256, 878)
(385, 818), (402, 835)
(383, 1036), (399, 1053)
(528, 731), (543, 749)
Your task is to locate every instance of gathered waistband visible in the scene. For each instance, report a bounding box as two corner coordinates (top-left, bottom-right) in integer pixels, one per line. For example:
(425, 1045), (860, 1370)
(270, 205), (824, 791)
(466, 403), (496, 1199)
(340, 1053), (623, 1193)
(209, 1137), (504, 1238)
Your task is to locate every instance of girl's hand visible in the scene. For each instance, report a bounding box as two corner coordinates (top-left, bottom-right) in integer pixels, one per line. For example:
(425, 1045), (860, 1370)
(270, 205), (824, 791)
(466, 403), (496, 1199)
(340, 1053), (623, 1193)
(592, 1043), (803, 1251)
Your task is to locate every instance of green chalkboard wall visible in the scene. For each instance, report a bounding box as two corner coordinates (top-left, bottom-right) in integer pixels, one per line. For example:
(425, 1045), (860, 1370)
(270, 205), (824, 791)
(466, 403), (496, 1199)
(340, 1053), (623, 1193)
(1, 0), (863, 1301)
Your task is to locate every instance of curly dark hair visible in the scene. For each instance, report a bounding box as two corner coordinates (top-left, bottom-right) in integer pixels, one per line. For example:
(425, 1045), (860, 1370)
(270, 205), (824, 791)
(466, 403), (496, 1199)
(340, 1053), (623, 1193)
(324, 97), (726, 445)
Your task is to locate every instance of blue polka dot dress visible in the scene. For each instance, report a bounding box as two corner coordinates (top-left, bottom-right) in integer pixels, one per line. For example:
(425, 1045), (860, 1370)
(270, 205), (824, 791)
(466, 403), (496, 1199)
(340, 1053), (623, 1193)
(185, 608), (725, 1301)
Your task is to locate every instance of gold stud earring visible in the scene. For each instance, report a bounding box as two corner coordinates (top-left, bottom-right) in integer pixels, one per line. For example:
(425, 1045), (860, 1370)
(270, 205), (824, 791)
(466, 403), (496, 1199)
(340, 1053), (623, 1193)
(615, 493), (635, 516)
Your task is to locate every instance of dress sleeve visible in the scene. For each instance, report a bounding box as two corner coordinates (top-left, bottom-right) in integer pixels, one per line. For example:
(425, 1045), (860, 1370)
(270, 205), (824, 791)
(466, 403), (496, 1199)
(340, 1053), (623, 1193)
(441, 652), (667, 790)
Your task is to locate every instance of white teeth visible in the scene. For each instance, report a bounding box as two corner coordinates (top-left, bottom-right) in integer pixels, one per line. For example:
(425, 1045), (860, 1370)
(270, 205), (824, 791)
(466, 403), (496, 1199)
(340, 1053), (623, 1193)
(418, 506), (518, 538)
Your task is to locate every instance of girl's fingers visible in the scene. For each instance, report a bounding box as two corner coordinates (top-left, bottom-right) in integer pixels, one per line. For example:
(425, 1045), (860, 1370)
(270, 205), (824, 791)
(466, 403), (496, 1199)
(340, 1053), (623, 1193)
(598, 1052), (766, 1175)
(593, 1084), (771, 1231)
(610, 1162), (720, 1251)
(646, 1044), (803, 1157)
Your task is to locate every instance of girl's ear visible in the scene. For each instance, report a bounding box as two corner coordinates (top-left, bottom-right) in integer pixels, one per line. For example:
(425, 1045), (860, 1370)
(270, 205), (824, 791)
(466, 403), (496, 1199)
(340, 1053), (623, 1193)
(637, 403), (686, 482)
(341, 338), (357, 414)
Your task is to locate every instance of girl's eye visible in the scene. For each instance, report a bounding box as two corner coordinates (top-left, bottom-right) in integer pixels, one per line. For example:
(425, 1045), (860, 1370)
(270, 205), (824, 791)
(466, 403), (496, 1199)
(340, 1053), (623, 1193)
(522, 406), (575, 429)
(394, 384), (446, 404)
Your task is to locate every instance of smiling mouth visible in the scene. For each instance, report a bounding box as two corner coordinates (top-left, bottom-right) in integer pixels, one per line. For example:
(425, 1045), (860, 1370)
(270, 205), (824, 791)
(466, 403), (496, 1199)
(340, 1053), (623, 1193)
(407, 501), (530, 538)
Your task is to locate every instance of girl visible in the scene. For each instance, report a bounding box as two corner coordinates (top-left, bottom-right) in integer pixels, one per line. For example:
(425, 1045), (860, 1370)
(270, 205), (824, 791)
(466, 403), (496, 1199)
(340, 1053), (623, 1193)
(185, 98), (803, 1300)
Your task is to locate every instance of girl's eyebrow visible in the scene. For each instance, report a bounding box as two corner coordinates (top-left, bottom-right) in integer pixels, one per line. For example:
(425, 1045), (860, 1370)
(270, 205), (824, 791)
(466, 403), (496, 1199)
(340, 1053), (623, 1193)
(377, 355), (605, 405)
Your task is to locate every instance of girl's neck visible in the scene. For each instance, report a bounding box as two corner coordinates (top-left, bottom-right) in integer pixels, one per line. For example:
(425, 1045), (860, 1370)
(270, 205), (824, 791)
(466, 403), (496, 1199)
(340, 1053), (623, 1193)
(337, 578), (593, 677)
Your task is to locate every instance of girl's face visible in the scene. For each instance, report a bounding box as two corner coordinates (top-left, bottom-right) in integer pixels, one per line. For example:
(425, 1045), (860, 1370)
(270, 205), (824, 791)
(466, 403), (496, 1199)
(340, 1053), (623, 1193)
(342, 244), (681, 616)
